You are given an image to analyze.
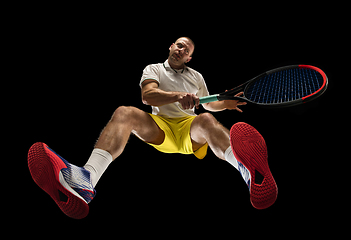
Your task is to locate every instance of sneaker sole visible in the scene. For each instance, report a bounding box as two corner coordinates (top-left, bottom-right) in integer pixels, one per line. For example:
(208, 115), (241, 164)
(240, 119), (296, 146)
(27, 142), (89, 219)
(230, 122), (278, 209)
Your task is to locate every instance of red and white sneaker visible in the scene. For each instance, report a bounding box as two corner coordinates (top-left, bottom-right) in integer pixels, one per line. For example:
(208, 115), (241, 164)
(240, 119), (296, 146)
(27, 142), (96, 219)
(230, 122), (277, 209)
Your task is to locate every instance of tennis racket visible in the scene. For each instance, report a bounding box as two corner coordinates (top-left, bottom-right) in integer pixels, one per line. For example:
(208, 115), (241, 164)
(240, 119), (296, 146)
(199, 65), (328, 108)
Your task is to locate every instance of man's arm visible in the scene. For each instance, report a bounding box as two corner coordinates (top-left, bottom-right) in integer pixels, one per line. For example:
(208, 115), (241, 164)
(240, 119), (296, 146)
(202, 92), (247, 113)
(141, 80), (246, 112)
(141, 79), (200, 110)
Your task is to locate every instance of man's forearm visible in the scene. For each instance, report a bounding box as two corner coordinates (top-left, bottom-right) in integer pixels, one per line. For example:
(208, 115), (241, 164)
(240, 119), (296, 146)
(203, 97), (246, 113)
(142, 87), (181, 106)
(203, 101), (226, 112)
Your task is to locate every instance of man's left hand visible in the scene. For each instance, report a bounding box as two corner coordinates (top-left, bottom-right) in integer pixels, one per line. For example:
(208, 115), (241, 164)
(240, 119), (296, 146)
(223, 92), (247, 112)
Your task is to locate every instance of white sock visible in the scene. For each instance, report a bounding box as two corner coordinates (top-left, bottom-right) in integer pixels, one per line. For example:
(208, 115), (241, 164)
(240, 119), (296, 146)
(224, 146), (251, 189)
(224, 146), (238, 170)
(84, 148), (113, 188)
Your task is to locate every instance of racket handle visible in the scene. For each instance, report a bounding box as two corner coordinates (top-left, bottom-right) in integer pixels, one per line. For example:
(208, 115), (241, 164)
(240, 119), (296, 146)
(199, 94), (219, 104)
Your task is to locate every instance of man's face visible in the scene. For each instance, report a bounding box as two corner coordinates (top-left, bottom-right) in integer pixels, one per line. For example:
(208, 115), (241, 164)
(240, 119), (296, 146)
(168, 38), (194, 68)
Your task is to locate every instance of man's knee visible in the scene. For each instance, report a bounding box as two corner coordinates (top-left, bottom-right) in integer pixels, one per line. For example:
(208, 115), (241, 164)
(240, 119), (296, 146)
(111, 106), (138, 123)
(196, 112), (218, 127)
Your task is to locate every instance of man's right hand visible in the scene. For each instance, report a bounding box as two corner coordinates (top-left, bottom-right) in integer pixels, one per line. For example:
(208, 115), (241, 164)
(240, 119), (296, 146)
(177, 93), (200, 110)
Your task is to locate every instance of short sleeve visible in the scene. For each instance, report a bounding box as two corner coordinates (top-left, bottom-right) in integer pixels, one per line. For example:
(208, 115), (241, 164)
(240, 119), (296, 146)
(140, 64), (160, 87)
(196, 73), (210, 98)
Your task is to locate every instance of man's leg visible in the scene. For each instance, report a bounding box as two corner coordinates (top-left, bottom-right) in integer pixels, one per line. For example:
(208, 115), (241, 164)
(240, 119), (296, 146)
(95, 106), (164, 160)
(190, 112), (230, 160)
(190, 113), (240, 184)
(84, 106), (165, 187)
(190, 113), (277, 209)
(27, 106), (164, 218)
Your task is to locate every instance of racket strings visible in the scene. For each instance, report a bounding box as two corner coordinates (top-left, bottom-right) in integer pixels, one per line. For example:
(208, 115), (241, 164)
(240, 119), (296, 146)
(245, 68), (324, 104)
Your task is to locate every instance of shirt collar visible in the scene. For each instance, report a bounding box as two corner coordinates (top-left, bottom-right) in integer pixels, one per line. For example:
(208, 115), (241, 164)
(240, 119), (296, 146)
(163, 59), (188, 73)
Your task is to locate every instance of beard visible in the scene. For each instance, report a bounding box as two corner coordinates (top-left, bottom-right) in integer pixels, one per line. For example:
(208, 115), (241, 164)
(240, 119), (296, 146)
(169, 51), (187, 65)
(170, 53), (180, 61)
(168, 49), (190, 69)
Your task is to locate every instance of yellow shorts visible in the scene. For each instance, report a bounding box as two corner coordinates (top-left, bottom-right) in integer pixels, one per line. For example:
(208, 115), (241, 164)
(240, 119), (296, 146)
(146, 114), (208, 159)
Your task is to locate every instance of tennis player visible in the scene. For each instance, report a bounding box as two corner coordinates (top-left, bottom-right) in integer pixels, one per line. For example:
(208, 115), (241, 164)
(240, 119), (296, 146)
(28, 37), (277, 219)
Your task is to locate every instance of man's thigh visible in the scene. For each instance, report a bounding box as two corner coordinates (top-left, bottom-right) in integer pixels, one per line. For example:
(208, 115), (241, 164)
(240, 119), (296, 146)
(189, 113), (211, 151)
(128, 107), (165, 145)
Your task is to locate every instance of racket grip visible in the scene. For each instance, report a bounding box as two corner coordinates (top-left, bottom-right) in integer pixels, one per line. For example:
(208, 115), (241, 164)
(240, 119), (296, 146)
(199, 94), (219, 104)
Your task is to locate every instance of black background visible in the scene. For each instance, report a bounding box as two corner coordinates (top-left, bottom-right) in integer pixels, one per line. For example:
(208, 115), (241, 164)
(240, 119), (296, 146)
(14, 3), (343, 235)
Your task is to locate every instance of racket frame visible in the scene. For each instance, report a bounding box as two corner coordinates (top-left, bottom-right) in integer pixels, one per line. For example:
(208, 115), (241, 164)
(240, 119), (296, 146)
(199, 65), (328, 108)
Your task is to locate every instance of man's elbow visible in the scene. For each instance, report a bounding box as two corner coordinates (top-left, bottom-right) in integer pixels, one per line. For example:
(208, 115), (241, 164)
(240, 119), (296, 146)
(142, 94), (151, 105)
(142, 97), (152, 106)
(142, 98), (149, 105)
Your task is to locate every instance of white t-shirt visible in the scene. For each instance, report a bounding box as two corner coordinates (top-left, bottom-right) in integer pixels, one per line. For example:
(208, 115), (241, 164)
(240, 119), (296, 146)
(140, 60), (210, 118)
